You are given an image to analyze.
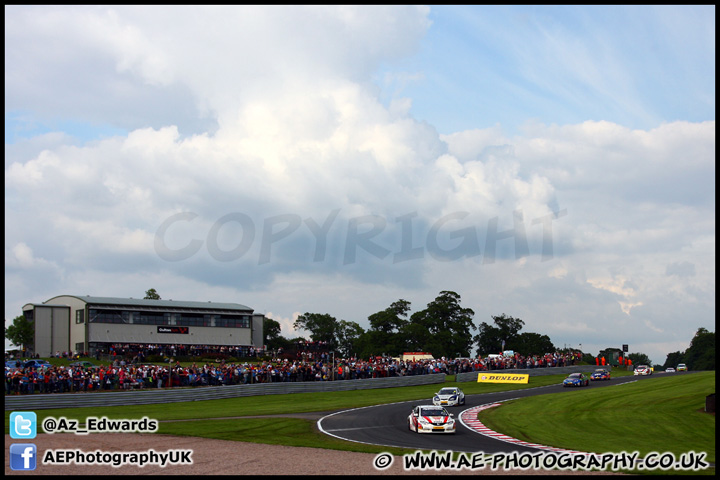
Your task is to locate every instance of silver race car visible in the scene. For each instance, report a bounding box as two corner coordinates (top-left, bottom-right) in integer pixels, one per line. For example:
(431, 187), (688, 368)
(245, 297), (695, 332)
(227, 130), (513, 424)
(432, 386), (465, 406)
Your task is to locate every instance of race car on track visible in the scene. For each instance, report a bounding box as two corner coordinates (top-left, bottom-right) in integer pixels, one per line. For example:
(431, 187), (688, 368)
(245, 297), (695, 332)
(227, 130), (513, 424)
(432, 387), (465, 406)
(590, 368), (611, 381)
(634, 365), (652, 376)
(677, 364), (688, 371)
(563, 372), (589, 387)
(665, 367), (675, 373)
(407, 405), (456, 434)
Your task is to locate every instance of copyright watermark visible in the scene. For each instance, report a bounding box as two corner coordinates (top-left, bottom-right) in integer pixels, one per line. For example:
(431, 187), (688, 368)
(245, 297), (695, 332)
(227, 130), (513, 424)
(43, 449), (192, 468)
(374, 450), (710, 472)
(373, 453), (394, 470)
(42, 416), (158, 435)
(154, 208), (567, 265)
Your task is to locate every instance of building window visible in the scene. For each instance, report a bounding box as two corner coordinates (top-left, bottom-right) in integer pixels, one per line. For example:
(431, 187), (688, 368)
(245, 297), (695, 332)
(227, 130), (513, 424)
(76, 310), (85, 324)
(215, 315), (250, 328)
(176, 314), (250, 328)
(89, 309), (126, 324)
(134, 311), (166, 325)
(176, 314), (209, 327)
(88, 309), (251, 328)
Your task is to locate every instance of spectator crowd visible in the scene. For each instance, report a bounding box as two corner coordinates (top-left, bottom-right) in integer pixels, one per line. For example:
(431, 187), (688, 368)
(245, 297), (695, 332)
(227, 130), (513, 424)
(5, 343), (580, 396)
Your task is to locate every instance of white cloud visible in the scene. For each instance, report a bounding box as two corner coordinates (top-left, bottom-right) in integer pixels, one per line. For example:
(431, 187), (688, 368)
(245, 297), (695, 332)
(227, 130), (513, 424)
(666, 261), (696, 278)
(6, 243), (57, 271)
(4, 6), (714, 366)
(5, 5), (431, 137)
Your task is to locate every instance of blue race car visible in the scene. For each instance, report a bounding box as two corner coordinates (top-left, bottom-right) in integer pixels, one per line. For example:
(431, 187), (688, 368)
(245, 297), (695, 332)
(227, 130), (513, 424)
(590, 369), (610, 381)
(563, 372), (589, 387)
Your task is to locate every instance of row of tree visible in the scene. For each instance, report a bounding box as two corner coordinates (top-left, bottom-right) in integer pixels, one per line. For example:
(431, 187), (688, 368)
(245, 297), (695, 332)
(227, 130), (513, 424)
(266, 290), (558, 359)
(267, 291), (473, 359)
(268, 292), (715, 371)
(661, 327), (715, 371)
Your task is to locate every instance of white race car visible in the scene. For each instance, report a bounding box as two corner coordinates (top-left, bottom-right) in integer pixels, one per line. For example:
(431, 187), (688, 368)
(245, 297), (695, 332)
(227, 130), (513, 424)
(432, 387), (465, 406)
(407, 405), (456, 434)
(634, 365), (652, 376)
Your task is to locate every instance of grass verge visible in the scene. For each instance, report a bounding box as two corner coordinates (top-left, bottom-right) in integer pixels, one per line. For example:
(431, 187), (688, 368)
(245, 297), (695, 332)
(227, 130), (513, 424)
(5, 368), (712, 475)
(478, 371), (715, 473)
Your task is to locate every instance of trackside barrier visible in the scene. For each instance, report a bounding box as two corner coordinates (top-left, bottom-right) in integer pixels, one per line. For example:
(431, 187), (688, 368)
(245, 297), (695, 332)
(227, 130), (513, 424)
(4, 373), (446, 410)
(455, 365), (590, 383)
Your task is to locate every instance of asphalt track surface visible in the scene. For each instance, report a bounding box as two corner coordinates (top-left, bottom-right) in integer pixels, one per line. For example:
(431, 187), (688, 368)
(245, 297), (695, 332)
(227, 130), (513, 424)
(318, 373), (669, 454)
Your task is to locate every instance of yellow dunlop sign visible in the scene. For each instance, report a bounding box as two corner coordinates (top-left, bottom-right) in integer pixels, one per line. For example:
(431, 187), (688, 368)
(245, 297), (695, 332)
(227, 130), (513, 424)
(477, 373), (529, 384)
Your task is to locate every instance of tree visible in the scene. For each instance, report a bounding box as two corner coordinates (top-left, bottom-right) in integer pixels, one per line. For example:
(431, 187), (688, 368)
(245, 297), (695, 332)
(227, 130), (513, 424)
(511, 332), (555, 356)
(475, 313), (525, 355)
(335, 320), (365, 358)
(264, 317), (294, 352)
(290, 313), (367, 358)
(404, 291), (476, 358)
(661, 328), (715, 371)
(368, 299), (411, 333)
(580, 353), (596, 364)
(682, 327), (715, 370)
(628, 352), (651, 366)
(293, 313), (338, 346)
(399, 321), (432, 354)
(144, 288), (161, 300)
(663, 351), (684, 369)
(363, 299), (412, 357)
(5, 315), (34, 350)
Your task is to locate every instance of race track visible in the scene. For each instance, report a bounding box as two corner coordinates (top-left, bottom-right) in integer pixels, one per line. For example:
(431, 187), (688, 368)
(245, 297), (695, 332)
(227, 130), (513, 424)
(318, 374), (665, 453)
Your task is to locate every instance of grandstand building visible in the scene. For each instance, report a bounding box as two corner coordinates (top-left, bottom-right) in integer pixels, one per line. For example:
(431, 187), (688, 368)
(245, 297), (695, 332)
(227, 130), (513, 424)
(22, 295), (264, 358)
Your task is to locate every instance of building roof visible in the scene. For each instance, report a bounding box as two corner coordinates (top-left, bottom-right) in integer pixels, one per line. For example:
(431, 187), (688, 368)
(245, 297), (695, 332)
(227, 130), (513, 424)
(23, 303), (70, 309)
(45, 295), (254, 313)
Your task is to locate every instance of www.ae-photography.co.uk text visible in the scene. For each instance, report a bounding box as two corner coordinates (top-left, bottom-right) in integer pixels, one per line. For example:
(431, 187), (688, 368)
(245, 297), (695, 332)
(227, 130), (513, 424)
(154, 208), (567, 265)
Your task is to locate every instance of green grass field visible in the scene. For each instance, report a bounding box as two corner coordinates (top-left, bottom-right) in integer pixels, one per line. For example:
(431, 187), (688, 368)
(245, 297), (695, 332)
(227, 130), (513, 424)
(478, 371), (715, 474)
(5, 367), (714, 474)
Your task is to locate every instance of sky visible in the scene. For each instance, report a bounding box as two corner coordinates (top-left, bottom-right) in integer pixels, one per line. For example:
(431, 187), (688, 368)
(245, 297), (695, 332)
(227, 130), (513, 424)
(4, 5), (715, 365)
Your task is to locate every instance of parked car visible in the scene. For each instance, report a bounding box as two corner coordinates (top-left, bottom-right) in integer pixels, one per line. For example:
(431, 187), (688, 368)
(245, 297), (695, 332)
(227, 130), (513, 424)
(432, 387), (466, 406)
(5, 360), (23, 369)
(69, 361), (98, 368)
(634, 365), (652, 376)
(590, 368), (611, 381)
(563, 372), (589, 387)
(677, 364), (688, 371)
(23, 359), (53, 369)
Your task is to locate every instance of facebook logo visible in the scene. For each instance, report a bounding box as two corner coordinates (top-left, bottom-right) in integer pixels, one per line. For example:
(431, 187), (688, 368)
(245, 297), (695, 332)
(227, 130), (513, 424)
(10, 444), (37, 471)
(10, 411), (37, 439)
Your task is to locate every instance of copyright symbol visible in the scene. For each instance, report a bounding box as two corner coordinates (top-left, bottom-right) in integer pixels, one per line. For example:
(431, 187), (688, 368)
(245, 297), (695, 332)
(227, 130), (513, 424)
(43, 418), (57, 433)
(373, 453), (393, 470)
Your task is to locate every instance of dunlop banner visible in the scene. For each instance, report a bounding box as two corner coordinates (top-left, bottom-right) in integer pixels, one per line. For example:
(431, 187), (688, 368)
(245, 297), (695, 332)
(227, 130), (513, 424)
(477, 373), (529, 384)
